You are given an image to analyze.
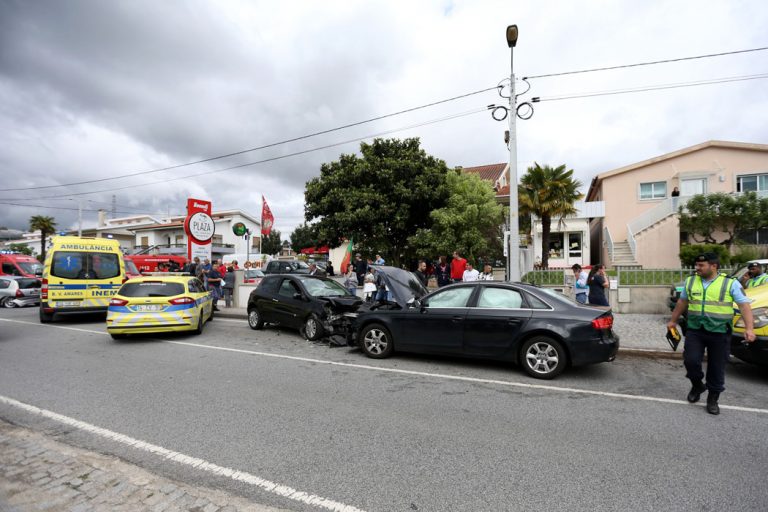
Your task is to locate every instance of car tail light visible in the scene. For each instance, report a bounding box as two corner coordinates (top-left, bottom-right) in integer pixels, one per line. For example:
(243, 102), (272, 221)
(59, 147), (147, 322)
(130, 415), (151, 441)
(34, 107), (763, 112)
(109, 298), (128, 306)
(16, 289), (23, 298)
(41, 279), (48, 300)
(169, 297), (195, 305)
(592, 316), (613, 330)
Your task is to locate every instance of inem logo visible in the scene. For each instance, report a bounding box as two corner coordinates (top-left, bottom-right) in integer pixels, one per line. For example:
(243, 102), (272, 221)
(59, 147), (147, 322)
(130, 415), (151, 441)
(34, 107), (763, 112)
(91, 290), (117, 297)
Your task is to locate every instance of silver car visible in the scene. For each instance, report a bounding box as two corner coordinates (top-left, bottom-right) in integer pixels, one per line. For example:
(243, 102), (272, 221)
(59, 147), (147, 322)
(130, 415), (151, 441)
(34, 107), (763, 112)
(0, 276), (42, 308)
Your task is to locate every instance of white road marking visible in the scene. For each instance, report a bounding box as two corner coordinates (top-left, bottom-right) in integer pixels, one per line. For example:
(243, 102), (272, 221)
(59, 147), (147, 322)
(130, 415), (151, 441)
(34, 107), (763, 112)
(2, 317), (767, 415)
(0, 394), (365, 512)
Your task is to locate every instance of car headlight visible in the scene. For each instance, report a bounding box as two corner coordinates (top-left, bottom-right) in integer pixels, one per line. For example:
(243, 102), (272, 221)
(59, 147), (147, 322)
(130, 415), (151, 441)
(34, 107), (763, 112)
(735, 307), (768, 329)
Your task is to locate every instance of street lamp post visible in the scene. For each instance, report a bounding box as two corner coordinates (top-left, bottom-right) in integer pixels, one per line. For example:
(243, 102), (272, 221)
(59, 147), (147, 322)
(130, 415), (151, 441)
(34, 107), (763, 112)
(506, 25), (520, 282)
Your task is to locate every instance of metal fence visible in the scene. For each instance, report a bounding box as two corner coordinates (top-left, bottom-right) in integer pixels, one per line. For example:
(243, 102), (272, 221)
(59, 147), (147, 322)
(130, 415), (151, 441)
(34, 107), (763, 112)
(521, 267), (737, 287)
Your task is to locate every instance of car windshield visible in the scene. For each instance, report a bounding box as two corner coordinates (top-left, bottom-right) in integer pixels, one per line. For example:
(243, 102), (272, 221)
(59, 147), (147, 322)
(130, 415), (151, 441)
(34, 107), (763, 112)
(18, 261), (42, 274)
(119, 282), (185, 297)
(17, 278), (41, 289)
(50, 252), (121, 280)
(299, 277), (349, 297)
(245, 269), (264, 278)
(125, 260), (140, 275)
(294, 261), (310, 270)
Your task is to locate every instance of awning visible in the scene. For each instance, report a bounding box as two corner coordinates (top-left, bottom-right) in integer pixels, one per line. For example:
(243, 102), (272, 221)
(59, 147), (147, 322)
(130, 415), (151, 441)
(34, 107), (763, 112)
(299, 246), (329, 254)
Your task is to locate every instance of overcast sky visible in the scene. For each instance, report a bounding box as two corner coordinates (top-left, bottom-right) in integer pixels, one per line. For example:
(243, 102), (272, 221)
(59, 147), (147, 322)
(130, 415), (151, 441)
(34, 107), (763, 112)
(1, 0), (766, 237)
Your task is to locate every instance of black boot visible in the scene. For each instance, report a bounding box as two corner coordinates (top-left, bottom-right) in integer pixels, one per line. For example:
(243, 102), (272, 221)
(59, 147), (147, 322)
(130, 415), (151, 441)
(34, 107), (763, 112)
(687, 380), (706, 403)
(706, 392), (720, 415)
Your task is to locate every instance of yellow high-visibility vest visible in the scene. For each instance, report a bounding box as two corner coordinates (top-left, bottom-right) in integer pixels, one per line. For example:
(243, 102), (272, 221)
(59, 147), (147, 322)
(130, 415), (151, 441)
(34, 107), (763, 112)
(685, 273), (735, 333)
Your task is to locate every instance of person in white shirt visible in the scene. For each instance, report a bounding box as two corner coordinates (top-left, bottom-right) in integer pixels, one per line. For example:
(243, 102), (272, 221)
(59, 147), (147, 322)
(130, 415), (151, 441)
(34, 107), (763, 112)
(463, 263), (480, 282)
(478, 264), (494, 280)
(572, 264), (589, 304)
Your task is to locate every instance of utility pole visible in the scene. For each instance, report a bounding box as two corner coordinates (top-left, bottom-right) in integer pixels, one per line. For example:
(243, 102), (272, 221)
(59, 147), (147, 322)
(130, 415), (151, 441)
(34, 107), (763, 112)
(506, 25), (520, 282)
(78, 199), (82, 237)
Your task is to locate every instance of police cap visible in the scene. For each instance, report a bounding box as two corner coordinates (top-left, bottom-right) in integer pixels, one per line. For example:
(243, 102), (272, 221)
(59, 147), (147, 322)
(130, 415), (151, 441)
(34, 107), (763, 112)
(748, 261), (761, 269)
(695, 252), (720, 265)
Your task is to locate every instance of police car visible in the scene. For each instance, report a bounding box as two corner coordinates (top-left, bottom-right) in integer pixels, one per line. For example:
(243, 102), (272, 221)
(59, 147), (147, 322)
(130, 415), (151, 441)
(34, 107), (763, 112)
(106, 275), (213, 339)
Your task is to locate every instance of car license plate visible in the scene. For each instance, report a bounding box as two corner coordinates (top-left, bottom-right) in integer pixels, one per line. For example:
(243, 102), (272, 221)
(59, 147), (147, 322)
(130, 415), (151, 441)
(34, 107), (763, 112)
(135, 305), (163, 312)
(56, 301), (80, 307)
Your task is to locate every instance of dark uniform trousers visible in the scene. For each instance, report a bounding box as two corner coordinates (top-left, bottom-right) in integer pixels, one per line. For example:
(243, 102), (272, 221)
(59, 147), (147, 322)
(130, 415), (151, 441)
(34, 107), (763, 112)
(683, 328), (730, 393)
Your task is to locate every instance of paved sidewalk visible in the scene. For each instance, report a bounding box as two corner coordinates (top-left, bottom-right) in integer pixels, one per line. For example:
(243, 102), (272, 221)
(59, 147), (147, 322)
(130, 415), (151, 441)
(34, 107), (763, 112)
(216, 307), (680, 358)
(0, 420), (283, 512)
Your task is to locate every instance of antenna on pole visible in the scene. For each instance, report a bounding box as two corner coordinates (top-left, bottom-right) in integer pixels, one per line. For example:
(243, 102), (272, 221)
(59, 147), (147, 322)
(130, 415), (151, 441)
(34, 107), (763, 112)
(111, 194), (117, 218)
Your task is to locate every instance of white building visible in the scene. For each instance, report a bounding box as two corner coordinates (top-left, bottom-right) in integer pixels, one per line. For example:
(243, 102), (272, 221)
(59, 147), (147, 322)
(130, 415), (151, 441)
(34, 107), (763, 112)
(532, 201), (605, 268)
(129, 209), (261, 258)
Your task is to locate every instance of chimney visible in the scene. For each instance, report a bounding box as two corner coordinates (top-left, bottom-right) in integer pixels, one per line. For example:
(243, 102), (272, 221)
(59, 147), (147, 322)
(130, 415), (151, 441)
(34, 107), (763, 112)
(98, 209), (107, 227)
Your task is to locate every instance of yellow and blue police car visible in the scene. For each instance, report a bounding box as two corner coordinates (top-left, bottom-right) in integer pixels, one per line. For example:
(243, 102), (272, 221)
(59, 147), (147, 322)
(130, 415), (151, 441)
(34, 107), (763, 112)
(106, 275), (213, 339)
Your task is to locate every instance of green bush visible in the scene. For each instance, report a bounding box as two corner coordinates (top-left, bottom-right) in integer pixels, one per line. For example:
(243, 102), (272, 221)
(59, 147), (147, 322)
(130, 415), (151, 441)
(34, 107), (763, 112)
(679, 244), (730, 267)
(730, 245), (761, 266)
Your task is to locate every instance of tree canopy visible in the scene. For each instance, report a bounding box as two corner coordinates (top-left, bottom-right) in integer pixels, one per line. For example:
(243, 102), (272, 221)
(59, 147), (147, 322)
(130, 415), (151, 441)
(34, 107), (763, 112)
(409, 170), (504, 262)
(518, 163), (583, 269)
(289, 223), (320, 254)
(678, 191), (768, 248)
(304, 138), (450, 266)
(261, 230), (282, 256)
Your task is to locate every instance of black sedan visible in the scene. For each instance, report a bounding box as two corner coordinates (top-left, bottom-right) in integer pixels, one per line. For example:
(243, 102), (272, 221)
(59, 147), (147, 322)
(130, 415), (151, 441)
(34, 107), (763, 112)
(352, 267), (619, 379)
(247, 274), (361, 340)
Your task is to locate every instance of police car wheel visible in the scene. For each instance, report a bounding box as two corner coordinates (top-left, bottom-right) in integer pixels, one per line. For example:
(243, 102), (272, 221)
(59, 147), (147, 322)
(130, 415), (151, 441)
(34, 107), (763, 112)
(304, 315), (324, 341)
(194, 314), (204, 335)
(110, 333), (127, 340)
(248, 308), (264, 330)
(520, 336), (567, 379)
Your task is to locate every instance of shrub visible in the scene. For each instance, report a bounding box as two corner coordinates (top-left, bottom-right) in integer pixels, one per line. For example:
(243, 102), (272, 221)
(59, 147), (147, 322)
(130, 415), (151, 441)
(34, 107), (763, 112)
(679, 244), (730, 267)
(730, 245), (761, 266)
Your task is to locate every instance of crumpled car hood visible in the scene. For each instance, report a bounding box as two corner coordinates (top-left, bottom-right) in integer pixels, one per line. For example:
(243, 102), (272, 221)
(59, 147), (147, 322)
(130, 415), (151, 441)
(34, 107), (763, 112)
(319, 296), (363, 312)
(371, 266), (428, 308)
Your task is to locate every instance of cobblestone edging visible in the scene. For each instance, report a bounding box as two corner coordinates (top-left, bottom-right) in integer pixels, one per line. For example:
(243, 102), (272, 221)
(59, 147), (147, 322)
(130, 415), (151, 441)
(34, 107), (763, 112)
(0, 420), (284, 512)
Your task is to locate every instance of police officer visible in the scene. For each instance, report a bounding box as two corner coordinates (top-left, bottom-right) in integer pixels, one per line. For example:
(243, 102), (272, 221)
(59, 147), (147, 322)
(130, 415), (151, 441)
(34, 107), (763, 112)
(740, 261), (768, 289)
(668, 252), (755, 415)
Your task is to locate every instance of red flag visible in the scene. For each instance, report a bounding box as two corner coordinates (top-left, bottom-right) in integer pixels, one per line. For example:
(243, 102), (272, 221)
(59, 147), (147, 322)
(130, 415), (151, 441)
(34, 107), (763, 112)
(261, 196), (274, 236)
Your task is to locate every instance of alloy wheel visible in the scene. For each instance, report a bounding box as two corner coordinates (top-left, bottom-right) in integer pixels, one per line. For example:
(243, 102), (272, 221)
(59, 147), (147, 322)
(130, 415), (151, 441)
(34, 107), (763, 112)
(525, 341), (560, 375)
(363, 328), (388, 356)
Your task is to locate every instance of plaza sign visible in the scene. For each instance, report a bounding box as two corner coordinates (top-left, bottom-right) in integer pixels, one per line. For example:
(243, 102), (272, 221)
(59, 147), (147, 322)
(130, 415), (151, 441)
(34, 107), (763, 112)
(185, 198), (214, 261)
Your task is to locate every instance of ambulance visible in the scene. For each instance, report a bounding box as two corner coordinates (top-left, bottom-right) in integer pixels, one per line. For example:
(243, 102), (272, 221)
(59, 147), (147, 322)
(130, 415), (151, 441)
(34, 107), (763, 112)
(40, 236), (126, 323)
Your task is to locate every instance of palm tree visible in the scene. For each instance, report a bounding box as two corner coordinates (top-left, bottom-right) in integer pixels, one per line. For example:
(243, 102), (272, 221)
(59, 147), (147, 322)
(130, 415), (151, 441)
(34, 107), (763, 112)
(29, 215), (57, 263)
(518, 163), (583, 269)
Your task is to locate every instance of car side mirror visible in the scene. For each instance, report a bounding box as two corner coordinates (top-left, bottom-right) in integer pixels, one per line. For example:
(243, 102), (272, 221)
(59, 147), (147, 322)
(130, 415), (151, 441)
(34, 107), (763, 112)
(35, 270), (43, 277)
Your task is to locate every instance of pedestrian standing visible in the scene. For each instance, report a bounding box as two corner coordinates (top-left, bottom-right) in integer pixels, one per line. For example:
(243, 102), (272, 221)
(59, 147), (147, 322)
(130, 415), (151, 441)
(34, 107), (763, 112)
(200, 258), (212, 288)
(363, 269), (376, 302)
(374, 254), (385, 265)
(740, 261), (768, 289)
(223, 266), (235, 308)
(188, 257), (200, 277)
(587, 264), (609, 306)
(462, 263), (480, 282)
(450, 251), (467, 283)
(353, 253), (368, 286)
(344, 265), (358, 297)
(207, 265), (223, 311)
(572, 264), (589, 304)
(668, 252), (755, 415)
(326, 261), (335, 277)
(434, 256), (452, 287)
(414, 260), (429, 287)
(232, 260), (240, 270)
(479, 264), (494, 281)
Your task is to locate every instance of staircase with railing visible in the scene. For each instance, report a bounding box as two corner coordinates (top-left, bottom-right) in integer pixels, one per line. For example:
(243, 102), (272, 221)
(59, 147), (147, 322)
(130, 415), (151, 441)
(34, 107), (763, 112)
(625, 196), (691, 262)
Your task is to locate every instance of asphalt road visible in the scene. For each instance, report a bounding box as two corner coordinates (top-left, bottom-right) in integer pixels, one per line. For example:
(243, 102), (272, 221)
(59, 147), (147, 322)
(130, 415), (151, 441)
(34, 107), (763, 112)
(1, 306), (767, 512)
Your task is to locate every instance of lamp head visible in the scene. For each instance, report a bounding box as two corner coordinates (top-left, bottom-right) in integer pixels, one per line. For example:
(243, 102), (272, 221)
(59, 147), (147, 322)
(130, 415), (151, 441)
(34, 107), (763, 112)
(506, 25), (518, 48)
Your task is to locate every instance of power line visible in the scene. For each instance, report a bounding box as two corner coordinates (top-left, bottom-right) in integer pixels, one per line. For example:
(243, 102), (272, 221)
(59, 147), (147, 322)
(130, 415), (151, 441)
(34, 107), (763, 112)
(0, 200), (180, 216)
(0, 86), (498, 193)
(532, 72), (768, 102)
(524, 46), (768, 80)
(0, 107), (487, 201)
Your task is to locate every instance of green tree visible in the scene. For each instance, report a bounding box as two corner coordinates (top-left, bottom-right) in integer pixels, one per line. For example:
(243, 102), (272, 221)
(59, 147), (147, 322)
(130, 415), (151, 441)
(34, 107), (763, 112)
(304, 138), (450, 266)
(678, 192), (768, 249)
(409, 170), (504, 262)
(29, 215), (57, 263)
(261, 230), (282, 256)
(290, 223), (319, 253)
(518, 163), (583, 269)
(9, 243), (33, 256)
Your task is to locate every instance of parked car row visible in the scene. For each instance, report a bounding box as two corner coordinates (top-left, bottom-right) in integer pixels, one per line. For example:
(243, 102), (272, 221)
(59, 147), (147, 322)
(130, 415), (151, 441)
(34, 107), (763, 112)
(247, 266), (619, 380)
